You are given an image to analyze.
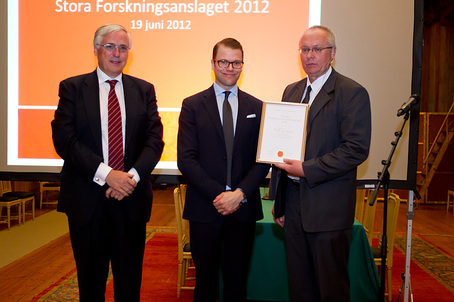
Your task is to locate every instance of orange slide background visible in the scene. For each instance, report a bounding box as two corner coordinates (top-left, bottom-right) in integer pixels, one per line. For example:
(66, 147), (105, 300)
(16, 0), (309, 163)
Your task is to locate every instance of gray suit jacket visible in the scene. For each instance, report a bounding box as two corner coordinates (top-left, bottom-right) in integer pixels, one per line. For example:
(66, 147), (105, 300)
(270, 69), (371, 232)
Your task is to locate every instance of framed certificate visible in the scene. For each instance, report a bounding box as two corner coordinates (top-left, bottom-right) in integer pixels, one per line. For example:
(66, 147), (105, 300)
(256, 101), (309, 164)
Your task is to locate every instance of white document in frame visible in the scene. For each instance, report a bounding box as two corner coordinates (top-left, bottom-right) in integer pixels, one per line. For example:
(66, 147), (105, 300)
(256, 101), (309, 164)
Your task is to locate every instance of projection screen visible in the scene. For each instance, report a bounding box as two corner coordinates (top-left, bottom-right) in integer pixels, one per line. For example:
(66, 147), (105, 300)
(1, 0), (420, 189)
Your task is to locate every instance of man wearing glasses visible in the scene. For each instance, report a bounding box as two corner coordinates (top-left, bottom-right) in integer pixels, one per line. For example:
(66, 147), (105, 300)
(270, 26), (371, 301)
(52, 24), (164, 301)
(177, 38), (269, 302)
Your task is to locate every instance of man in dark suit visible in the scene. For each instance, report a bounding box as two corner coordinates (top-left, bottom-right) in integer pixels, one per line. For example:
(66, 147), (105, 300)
(177, 38), (269, 302)
(270, 26), (372, 301)
(51, 24), (164, 301)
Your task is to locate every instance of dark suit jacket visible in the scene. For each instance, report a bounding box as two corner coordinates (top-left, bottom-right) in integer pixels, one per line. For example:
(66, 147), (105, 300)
(177, 86), (270, 223)
(51, 70), (164, 226)
(270, 69), (371, 232)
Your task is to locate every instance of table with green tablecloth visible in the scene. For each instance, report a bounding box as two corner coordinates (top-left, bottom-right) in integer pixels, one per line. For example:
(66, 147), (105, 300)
(245, 197), (380, 302)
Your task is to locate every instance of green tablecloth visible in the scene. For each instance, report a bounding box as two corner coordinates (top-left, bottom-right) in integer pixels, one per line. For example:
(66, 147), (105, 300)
(246, 197), (380, 302)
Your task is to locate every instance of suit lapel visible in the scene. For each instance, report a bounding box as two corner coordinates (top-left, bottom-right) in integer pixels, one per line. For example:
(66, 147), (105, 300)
(82, 71), (103, 155)
(123, 74), (139, 153)
(202, 87), (251, 149)
(203, 86), (225, 142)
(286, 79), (306, 103)
(306, 70), (338, 133)
(234, 89), (249, 146)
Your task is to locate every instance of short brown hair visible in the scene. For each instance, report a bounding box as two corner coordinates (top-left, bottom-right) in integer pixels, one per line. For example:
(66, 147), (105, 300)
(212, 38), (244, 60)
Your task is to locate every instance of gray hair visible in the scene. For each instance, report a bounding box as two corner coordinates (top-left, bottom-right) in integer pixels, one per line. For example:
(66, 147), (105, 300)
(93, 24), (132, 49)
(307, 25), (336, 47)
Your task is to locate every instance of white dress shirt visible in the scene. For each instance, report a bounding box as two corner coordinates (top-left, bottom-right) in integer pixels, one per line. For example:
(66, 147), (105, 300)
(213, 82), (239, 135)
(93, 67), (140, 186)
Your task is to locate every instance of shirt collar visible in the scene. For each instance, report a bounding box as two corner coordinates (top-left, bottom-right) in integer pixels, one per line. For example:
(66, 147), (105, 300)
(213, 82), (238, 97)
(97, 66), (123, 85)
(307, 66), (332, 91)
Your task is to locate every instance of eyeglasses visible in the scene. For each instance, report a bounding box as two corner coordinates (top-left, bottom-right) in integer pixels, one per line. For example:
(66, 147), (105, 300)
(298, 47), (333, 54)
(97, 43), (130, 53)
(214, 59), (244, 69)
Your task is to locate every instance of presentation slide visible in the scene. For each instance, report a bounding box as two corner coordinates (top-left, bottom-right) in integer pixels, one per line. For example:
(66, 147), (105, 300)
(7, 0), (317, 175)
(3, 0), (418, 188)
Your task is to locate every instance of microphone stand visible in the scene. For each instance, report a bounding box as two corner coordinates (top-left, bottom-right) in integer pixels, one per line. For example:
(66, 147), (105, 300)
(402, 190), (417, 302)
(369, 111), (410, 302)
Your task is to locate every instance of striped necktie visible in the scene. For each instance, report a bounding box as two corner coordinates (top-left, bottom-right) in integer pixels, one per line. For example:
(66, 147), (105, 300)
(107, 80), (124, 171)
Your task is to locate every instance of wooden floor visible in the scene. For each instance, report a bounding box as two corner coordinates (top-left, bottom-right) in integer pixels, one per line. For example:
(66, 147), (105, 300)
(0, 186), (453, 301)
(396, 201), (454, 256)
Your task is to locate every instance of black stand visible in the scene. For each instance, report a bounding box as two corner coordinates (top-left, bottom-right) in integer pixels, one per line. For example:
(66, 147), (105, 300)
(369, 112), (410, 302)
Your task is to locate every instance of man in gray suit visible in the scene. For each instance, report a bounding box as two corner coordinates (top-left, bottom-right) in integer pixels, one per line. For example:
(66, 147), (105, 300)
(270, 26), (372, 301)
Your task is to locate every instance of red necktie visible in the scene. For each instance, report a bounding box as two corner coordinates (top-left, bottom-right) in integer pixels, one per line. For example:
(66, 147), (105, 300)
(107, 80), (124, 171)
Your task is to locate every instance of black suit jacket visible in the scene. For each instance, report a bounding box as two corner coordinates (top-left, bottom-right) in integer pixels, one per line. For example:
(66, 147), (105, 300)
(51, 70), (164, 226)
(270, 69), (371, 232)
(177, 86), (270, 223)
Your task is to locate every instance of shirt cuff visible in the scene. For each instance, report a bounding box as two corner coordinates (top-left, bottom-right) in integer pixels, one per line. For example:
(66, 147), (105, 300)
(128, 167), (140, 184)
(93, 162), (111, 186)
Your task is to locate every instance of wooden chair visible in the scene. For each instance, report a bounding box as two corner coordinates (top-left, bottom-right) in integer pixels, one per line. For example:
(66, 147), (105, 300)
(371, 193), (401, 302)
(447, 189), (454, 212)
(362, 190), (377, 246)
(1, 181), (35, 222)
(173, 184), (195, 298)
(355, 189), (367, 223)
(39, 181), (60, 209)
(0, 182), (22, 230)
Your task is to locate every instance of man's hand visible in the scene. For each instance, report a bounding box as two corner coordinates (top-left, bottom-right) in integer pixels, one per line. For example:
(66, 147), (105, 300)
(275, 159), (305, 178)
(272, 204), (285, 227)
(213, 189), (243, 215)
(106, 187), (127, 201)
(105, 170), (137, 200)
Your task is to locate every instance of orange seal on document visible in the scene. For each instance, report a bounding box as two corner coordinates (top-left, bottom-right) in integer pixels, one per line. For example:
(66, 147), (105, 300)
(277, 151), (284, 157)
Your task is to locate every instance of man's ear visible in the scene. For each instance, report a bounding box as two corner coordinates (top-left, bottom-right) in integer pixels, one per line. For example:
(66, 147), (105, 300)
(331, 47), (337, 60)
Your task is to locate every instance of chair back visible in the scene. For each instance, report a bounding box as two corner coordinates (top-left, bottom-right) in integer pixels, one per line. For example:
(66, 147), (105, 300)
(362, 190), (377, 245)
(378, 192), (401, 266)
(355, 189), (367, 223)
(173, 184), (195, 296)
(1, 181), (12, 195)
(174, 185), (190, 261)
(40, 181), (60, 190)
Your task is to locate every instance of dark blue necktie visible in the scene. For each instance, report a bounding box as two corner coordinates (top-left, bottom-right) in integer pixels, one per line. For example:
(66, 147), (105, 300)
(223, 91), (233, 187)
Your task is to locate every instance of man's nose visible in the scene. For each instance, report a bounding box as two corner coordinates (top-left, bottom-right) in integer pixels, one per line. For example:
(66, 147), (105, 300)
(113, 47), (121, 56)
(305, 50), (315, 57)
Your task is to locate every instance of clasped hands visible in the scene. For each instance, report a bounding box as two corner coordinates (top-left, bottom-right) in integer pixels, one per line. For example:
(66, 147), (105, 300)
(213, 189), (244, 216)
(105, 169), (137, 201)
